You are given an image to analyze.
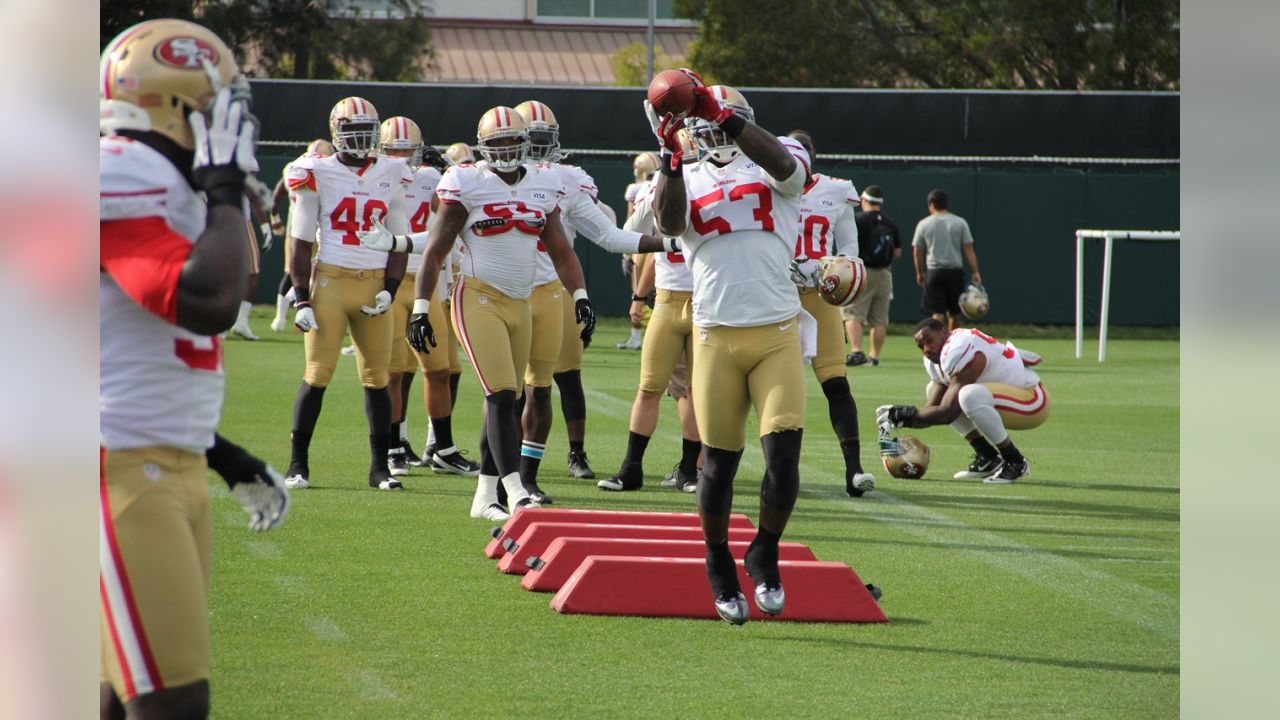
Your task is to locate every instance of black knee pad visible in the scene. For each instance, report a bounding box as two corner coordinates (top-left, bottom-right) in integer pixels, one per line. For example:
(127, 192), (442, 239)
(760, 429), (803, 511)
(697, 446), (743, 515)
(553, 370), (586, 423)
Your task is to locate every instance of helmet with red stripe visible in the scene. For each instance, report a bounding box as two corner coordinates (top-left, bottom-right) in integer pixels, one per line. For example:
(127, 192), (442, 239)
(99, 19), (244, 150)
(817, 255), (868, 307)
(684, 85), (753, 163)
(880, 434), (930, 479)
(514, 100), (560, 162)
(379, 116), (424, 169)
(476, 106), (529, 172)
(445, 142), (475, 165)
(959, 284), (990, 319)
(329, 96), (380, 158)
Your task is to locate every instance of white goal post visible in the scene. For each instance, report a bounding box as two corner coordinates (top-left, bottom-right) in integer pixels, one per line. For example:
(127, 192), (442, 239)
(1075, 229), (1180, 362)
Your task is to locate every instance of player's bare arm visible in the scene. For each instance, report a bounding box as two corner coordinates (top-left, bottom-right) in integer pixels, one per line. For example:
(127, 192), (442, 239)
(963, 243), (983, 285)
(174, 204), (250, 335)
(730, 120), (802, 183)
(911, 354), (988, 427)
(914, 245), (927, 285)
(652, 171), (688, 237)
(540, 208), (587, 293)
(413, 200), (468, 301)
(289, 236), (315, 301)
(630, 253), (656, 326)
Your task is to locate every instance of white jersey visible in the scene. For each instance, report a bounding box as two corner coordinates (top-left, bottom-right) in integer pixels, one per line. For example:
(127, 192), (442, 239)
(99, 135), (223, 454)
(287, 154), (412, 270)
(403, 165), (442, 273)
(532, 163), (643, 286)
(677, 137), (809, 327)
(437, 161), (565, 299)
(796, 174), (858, 260)
(625, 181), (645, 204)
(626, 179), (693, 292)
(926, 328), (1039, 388)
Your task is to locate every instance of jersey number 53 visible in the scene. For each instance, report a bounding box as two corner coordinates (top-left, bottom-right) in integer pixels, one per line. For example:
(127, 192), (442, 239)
(689, 182), (773, 239)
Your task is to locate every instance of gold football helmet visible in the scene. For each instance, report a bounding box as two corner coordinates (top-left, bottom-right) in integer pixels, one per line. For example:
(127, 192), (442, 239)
(959, 284), (990, 319)
(380, 116), (424, 169)
(633, 152), (658, 181)
(476, 106), (529, 172)
(514, 100), (560, 161)
(817, 255), (868, 307)
(685, 85), (753, 163)
(445, 142), (475, 165)
(676, 128), (700, 164)
(881, 434), (931, 479)
(99, 18), (242, 150)
(306, 138), (335, 157)
(329, 97), (380, 158)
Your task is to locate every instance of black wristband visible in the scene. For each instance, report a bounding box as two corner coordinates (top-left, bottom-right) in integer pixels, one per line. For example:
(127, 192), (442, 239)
(293, 286), (310, 304)
(383, 276), (402, 297)
(659, 152), (682, 178)
(195, 166), (247, 208)
(205, 433), (251, 488)
(718, 112), (747, 139)
(631, 294), (647, 302)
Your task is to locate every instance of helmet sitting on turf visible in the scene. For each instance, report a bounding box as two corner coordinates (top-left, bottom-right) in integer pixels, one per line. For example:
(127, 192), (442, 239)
(329, 96), (380, 158)
(685, 85), (753, 164)
(514, 100), (560, 162)
(476, 106), (529, 172)
(959, 284), (990, 319)
(99, 18), (244, 150)
(817, 255), (868, 307)
(380, 116), (424, 170)
(880, 434), (930, 479)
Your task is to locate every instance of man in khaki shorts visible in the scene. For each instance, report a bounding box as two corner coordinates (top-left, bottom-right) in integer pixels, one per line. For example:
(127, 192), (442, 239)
(844, 185), (901, 366)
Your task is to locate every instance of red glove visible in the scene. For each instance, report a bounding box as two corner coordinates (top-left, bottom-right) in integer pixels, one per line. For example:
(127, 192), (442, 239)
(688, 86), (735, 124)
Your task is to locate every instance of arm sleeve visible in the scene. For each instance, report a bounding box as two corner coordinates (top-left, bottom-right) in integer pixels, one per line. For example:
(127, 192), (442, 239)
(831, 205), (858, 258)
(566, 191), (643, 253)
(763, 136), (811, 197)
(624, 195), (655, 234)
(100, 217), (191, 323)
(288, 186), (320, 241)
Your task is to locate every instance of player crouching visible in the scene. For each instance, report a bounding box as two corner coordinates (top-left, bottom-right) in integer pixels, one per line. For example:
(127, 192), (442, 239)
(877, 318), (1049, 483)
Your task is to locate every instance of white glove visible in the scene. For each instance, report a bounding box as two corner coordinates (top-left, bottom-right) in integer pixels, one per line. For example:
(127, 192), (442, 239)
(357, 217), (410, 253)
(361, 290), (393, 316)
(232, 463), (291, 532)
(294, 304), (318, 332)
(189, 87), (257, 175)
(875, 405), (896, 430)
(789, 257), (821, 288)
(259, 222), (274, 252)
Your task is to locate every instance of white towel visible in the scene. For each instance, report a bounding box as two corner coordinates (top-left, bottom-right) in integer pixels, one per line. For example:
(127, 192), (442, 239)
(797, 309), (818, 364)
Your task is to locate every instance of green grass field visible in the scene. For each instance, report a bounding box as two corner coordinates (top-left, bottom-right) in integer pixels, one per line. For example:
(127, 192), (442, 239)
(209, 312), (1178, 718)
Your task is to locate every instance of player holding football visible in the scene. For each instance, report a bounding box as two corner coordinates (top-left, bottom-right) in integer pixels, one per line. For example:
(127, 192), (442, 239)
(100, 19), (289, 719)
(784, 131), (876, 498)
(648, 76), (812, 624)
(284, 96), (413, 491)
(877, 318), (1049, 483)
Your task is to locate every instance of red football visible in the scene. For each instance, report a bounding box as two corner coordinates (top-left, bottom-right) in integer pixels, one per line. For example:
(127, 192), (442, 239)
(647, 69), (698, 117)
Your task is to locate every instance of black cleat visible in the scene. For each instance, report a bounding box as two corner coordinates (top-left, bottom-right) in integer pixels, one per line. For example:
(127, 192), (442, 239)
(403, 443), (424, 466)
(845, 351), (869, 366)
(567, 450), (596, 479)
(597, 462), (643, 491)
(369, 467), (403, 491)
(411, 443), (436, 467)
(954, 453), (1003, 480)
(387, 447), (409, 477)
(984, 458), (1029, 484)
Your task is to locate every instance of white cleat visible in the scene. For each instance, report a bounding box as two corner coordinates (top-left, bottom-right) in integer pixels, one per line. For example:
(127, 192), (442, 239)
(848, 472), (876, 496)
(615, 336), (642, 350)
(270, 315), (290, 333)
(230, 323), (260, 341)
(341, 345), (356, 356)
(714, 592), (750, 625)
(374, 478), (404, 491)
(284, 475), (309, 490)
(754, 583), (786, 616)
(478, 503), (510, 522)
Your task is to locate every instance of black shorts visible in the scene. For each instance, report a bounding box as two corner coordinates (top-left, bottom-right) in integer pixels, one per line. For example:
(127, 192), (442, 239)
(921, 268), (964, 315)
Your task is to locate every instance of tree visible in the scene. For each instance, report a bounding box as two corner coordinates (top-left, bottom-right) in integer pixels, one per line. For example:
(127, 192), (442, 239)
(611, 43), (679, 87)
(100, 0), (436, 82)
(673, 0), (1178, 90)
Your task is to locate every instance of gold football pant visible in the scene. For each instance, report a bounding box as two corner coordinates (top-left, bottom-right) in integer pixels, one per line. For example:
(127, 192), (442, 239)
(691, 318), (807, 451)
(639, 289), (694, 395)
(388, 272), (452, 374)
(524, 280), (565, 388)
(445, 298), (462, 374)
(798, 287), (846, 383)
(304, 262), (392, 388)
(554, 279), (584, 373)
(99, 447), (211, 703)
(451, 275), (532, 395)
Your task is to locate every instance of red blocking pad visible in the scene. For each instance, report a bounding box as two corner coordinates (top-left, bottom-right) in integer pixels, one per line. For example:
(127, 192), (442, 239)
(484, 509), (754, 559)
(496, 523), (758, 575)
(522, 538), (816, 592)
(551, 556), (888, 623)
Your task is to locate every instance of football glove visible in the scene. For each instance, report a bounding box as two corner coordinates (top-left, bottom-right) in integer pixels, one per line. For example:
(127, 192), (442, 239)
(876, 404), (918, 431)
(643, 100), (685, 160)
(206, 435), (290, 533)
(689, 85), (735, 125)
(259, 222), (274, 252)
(293, 302), (318, 332)
(361, 290), (393, 317)
(421, 146), (450, 173)
(789, 257), (821, 288)
(189, 87), (257, 207)
(407, 299), (437, 353)
(357, 217), (410, 253)
(576, 296), (597, 348)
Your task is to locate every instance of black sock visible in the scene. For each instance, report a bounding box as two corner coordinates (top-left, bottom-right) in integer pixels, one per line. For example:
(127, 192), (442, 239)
(999, 442), (1025, 464)
(364, 387), (391, 469)
(745, 528), (782, 587)
(519, 448), (543, 489)
(289, 431), (312, 470)
(484, 390), (520, 478)
(569, 440), (585, 455)
(623, 431), (650, 466)
(970, 435), (999, 458)
(290, 383), (326, 466)
(448, 372), (461, 411)
(369, 433), (390, 472)
(821, 377), (863, 475)
(680, 438), (701, 476)
(277, 273), (293, 297)
(433, 415), (454, 450)
(390, 421), (402, 450)
(705, 541), (740, 599)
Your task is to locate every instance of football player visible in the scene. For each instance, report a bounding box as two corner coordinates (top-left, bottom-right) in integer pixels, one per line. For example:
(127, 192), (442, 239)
(602, 129), (703, 493)
(618, 151), (659, 350)
(648, 78), (812, 624)
(377, 117), (479, 476)
(283, 96), (413, 491)
(227, 174), (274, 341)
(269, 139), (334, 332)
(784, 131), (876, 498)
(511, 100), (676, 500)
(100, 19), (289, 719)
(877, 318), (1049, 483)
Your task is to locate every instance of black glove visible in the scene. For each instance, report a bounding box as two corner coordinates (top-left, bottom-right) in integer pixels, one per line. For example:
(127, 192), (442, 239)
(408, 312), (437, 353)
(421, 146), (450, 173)
(576, 297), (596, 348)
(887, 405), (918, 427)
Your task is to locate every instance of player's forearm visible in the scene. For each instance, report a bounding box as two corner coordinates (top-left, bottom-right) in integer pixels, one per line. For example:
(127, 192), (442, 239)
(551, 250), (587, 294)
(178, 205), (249, 335)
(290, 238), (314, 295)
(913, 247), (926, 275)
(635, 253), (656, 296)
(384, 252), (407, 282)
(963, 245), (980, 274)
(731, 120), (799, 183)
(413, 262), (442, 302)
(913, 402), (960, 427)
(652, 173), (686, 237)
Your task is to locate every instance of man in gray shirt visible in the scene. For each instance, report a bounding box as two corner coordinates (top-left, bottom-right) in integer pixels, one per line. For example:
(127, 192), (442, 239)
(912, 189), (982, 329)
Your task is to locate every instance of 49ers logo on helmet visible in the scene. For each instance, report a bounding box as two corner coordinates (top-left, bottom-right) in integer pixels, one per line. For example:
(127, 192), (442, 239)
(154, 36), (220, 69)
(820, 276), (839, 295)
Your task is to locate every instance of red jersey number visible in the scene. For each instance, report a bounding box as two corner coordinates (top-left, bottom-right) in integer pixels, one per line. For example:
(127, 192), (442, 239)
(174, 337), (222, 372)
(331, 197), (388, 246)
(409, 202), (430, 233)
(689, 181), (774, 239)
(795, 215), (830, 260)
(970, 329), (1016, 359)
